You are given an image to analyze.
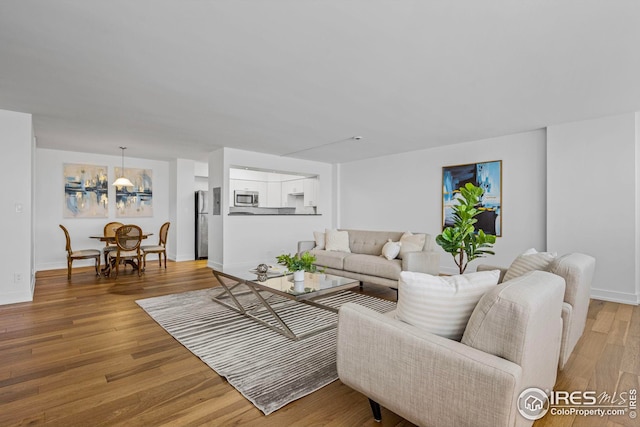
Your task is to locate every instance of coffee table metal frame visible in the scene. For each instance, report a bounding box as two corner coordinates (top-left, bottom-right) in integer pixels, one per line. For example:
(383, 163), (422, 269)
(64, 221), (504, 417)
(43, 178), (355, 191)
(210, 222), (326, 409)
(211, 269), (359, 341)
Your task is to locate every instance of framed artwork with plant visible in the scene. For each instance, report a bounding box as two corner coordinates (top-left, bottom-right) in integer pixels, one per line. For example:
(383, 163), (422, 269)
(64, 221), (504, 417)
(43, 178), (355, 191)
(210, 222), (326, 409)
(442, 160), (502, 236)
(436, 182), (497, 274)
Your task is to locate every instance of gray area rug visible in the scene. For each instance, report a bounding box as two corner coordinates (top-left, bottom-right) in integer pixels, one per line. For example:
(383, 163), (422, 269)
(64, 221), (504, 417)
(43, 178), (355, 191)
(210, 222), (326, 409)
(136, 286), (396, 415)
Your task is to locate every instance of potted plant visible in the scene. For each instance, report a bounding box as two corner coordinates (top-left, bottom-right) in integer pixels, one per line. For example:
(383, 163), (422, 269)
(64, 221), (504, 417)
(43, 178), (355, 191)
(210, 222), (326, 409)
(436, 182), (497, 274)
(276, 252), (317, 282)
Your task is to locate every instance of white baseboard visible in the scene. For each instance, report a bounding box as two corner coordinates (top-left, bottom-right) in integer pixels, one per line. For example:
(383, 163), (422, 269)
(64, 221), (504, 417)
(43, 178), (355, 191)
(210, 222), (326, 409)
(0, 289), (34, 306)
(208, 260), (223, 270)
(590, 288), (639, 306)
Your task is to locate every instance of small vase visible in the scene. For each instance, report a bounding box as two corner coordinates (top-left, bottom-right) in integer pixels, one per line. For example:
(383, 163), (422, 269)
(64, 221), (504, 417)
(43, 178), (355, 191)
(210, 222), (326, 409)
(294, 280), (305, 293)
(293, 270), (305, 282)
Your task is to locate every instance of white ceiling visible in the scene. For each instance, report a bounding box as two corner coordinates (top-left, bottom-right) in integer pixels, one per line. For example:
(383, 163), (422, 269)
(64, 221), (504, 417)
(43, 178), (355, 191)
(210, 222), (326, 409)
(1, 1), (639, 163)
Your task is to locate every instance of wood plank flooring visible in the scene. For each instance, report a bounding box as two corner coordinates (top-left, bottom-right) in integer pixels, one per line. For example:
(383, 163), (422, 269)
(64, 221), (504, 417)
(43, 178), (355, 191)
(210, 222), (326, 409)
(0, 261), (637, 426)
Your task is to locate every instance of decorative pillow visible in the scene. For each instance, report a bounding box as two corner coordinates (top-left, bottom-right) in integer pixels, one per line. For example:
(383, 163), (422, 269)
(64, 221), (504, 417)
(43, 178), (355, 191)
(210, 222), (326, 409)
(313, 231), (325, 250)
(503, 248), (557, 282)
(381, 239), (401, 260)
(325, 229), (351, 253)
(395, 270), (500, 340)
(397, 231), (426, 259)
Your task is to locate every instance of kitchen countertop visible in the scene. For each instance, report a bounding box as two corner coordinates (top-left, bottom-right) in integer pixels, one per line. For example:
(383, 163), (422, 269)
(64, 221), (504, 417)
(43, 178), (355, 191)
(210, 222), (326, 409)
(229, 206), (319, 215)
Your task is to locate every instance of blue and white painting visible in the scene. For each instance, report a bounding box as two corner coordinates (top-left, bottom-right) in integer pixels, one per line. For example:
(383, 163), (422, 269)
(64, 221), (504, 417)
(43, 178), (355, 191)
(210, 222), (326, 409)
(114, 167), (153, 217)
(64, 163), (109, 218)
(442, 160), (502, 236)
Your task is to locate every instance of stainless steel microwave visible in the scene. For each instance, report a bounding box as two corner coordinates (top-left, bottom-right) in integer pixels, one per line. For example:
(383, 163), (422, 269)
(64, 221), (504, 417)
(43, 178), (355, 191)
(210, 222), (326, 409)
(234, 190), (259, 207)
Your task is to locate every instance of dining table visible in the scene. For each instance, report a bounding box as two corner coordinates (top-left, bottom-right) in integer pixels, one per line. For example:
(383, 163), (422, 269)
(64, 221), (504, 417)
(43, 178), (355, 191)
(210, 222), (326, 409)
(89, 232), (153, 276)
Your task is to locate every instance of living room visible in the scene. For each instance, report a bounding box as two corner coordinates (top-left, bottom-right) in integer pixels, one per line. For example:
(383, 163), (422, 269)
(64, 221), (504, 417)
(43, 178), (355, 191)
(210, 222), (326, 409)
(1, 1), (639, 425)
(3, 113), (638, 307)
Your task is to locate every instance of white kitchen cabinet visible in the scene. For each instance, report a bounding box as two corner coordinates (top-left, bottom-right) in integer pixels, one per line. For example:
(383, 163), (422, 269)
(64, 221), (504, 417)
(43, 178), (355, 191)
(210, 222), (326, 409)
(281, 178), (304, 202)
(266, 182), (282, 207)
(303, 177), (318, 207)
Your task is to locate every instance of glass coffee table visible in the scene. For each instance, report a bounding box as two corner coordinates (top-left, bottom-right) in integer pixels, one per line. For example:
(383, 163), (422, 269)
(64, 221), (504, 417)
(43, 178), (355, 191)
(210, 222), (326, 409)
(211, 267), (359, 340)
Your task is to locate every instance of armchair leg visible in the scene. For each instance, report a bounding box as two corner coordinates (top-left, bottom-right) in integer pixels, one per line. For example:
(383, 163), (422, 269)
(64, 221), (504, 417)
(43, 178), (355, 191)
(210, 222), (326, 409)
(369, 399), (381, 422)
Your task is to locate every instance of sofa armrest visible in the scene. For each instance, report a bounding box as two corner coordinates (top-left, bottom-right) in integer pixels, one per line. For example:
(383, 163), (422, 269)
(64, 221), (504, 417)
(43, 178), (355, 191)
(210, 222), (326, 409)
(401, 251), (440, 275)
(477, 264), (508, 282)
(297, 240), (315, 256)
(337, 303), (522, 427)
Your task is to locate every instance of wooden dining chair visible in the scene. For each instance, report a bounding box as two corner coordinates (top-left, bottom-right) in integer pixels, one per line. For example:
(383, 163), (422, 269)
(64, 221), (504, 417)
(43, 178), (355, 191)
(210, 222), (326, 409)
(141, 222), (170, 270)
(108, 224), (143, 278)
(102, 221), (123, 265)
(59, 224), (101, 280)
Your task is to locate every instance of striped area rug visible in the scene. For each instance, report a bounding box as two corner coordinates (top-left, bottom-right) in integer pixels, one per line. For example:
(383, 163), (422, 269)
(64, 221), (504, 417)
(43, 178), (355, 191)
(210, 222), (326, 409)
(136, 286), (396, 415)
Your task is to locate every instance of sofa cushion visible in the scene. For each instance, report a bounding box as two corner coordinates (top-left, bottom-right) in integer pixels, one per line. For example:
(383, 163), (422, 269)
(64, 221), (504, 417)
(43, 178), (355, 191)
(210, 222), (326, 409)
(313, 231), (325, 250)
(325, 229), (351, 252)
(345, 229), (404, 255)
(503, 248), (556, 282)
(381, 239), (402, 260)
(343, 254), (402, 280)
(398, 232), (426, 259)
(395, 270), (500, 340)
(309, 249), (351, 270)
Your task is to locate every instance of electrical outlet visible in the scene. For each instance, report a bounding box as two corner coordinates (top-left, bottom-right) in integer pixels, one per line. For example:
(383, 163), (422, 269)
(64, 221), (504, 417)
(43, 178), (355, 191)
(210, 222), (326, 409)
(14, 273), (23, 284)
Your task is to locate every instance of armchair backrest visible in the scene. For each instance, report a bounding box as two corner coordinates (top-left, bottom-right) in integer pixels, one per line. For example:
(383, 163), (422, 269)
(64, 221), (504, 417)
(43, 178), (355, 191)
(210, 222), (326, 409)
(548, 252), (595, 367)
(548, 252), (595, 316)
(462, 271), (565, 392)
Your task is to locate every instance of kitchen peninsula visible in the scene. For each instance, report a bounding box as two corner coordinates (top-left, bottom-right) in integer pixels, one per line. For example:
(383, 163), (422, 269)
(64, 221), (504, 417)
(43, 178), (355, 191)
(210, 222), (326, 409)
(229, 206), (318, 215)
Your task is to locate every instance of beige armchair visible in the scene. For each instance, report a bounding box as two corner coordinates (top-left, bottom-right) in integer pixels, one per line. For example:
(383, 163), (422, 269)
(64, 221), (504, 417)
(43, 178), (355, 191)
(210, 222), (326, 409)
(337, 271), (566, 427)
(478, 252), (595, 369)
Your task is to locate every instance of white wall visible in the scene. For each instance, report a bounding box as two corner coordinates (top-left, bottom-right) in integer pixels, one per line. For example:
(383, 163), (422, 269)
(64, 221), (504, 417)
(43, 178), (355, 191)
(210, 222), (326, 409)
(35, 148), (171, 270)
(170, 159), (196, 261)
(195, 161), (208, 192)
(210, 148), (334, 270)
(209, 149), (224, 269)
(339, 129), (548, 274)
(548, 113), (639, 305)
(0, 110), (34, 304)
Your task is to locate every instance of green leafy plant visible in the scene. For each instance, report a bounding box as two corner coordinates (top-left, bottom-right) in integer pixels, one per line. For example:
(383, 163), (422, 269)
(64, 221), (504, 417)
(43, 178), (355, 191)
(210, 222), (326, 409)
(276, 252), (317, 273)
(436, 182), (497, 274)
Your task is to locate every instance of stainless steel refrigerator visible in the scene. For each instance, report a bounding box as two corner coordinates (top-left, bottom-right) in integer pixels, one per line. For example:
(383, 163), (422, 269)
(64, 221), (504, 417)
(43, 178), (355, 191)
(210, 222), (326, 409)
(195, 190), (208, 259)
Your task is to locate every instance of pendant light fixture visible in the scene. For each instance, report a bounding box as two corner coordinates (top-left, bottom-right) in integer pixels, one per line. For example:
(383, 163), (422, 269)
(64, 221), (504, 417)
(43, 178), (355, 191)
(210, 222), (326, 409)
(112, 146), (134, 188)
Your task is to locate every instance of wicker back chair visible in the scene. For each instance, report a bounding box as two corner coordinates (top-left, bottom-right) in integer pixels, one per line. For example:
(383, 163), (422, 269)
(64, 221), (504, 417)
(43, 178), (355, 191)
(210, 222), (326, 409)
(108, 224), (143, 278)
(102, 221), (123, 264)
(59, 224), (101, 280)
(103, 222), (124, 244)
(142, 222), (170, 269)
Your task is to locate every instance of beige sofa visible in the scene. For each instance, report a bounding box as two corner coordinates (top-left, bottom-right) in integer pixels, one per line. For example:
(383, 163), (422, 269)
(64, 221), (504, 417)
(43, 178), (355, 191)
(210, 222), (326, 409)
(478, 252), (596, 369)
(297, 229), (440, 288)
(337, 270), (566, 427)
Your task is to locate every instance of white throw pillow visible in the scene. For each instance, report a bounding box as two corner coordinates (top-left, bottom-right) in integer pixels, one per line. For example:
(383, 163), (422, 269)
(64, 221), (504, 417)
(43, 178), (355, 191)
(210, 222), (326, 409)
(325, 229), (351, 253)
(397, 231), (426, 259)
(381, 239), (402, 260)
(313, 231), (325, 250)
(503, 248), (557, 282)
(395, 270), (500, 341)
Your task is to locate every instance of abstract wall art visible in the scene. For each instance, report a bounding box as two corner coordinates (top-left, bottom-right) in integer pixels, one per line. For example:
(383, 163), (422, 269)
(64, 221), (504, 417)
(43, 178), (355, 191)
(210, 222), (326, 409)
(63, 163), (109, 218)
(114, 167), (153, 218)
(442, 160), (502, 236)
